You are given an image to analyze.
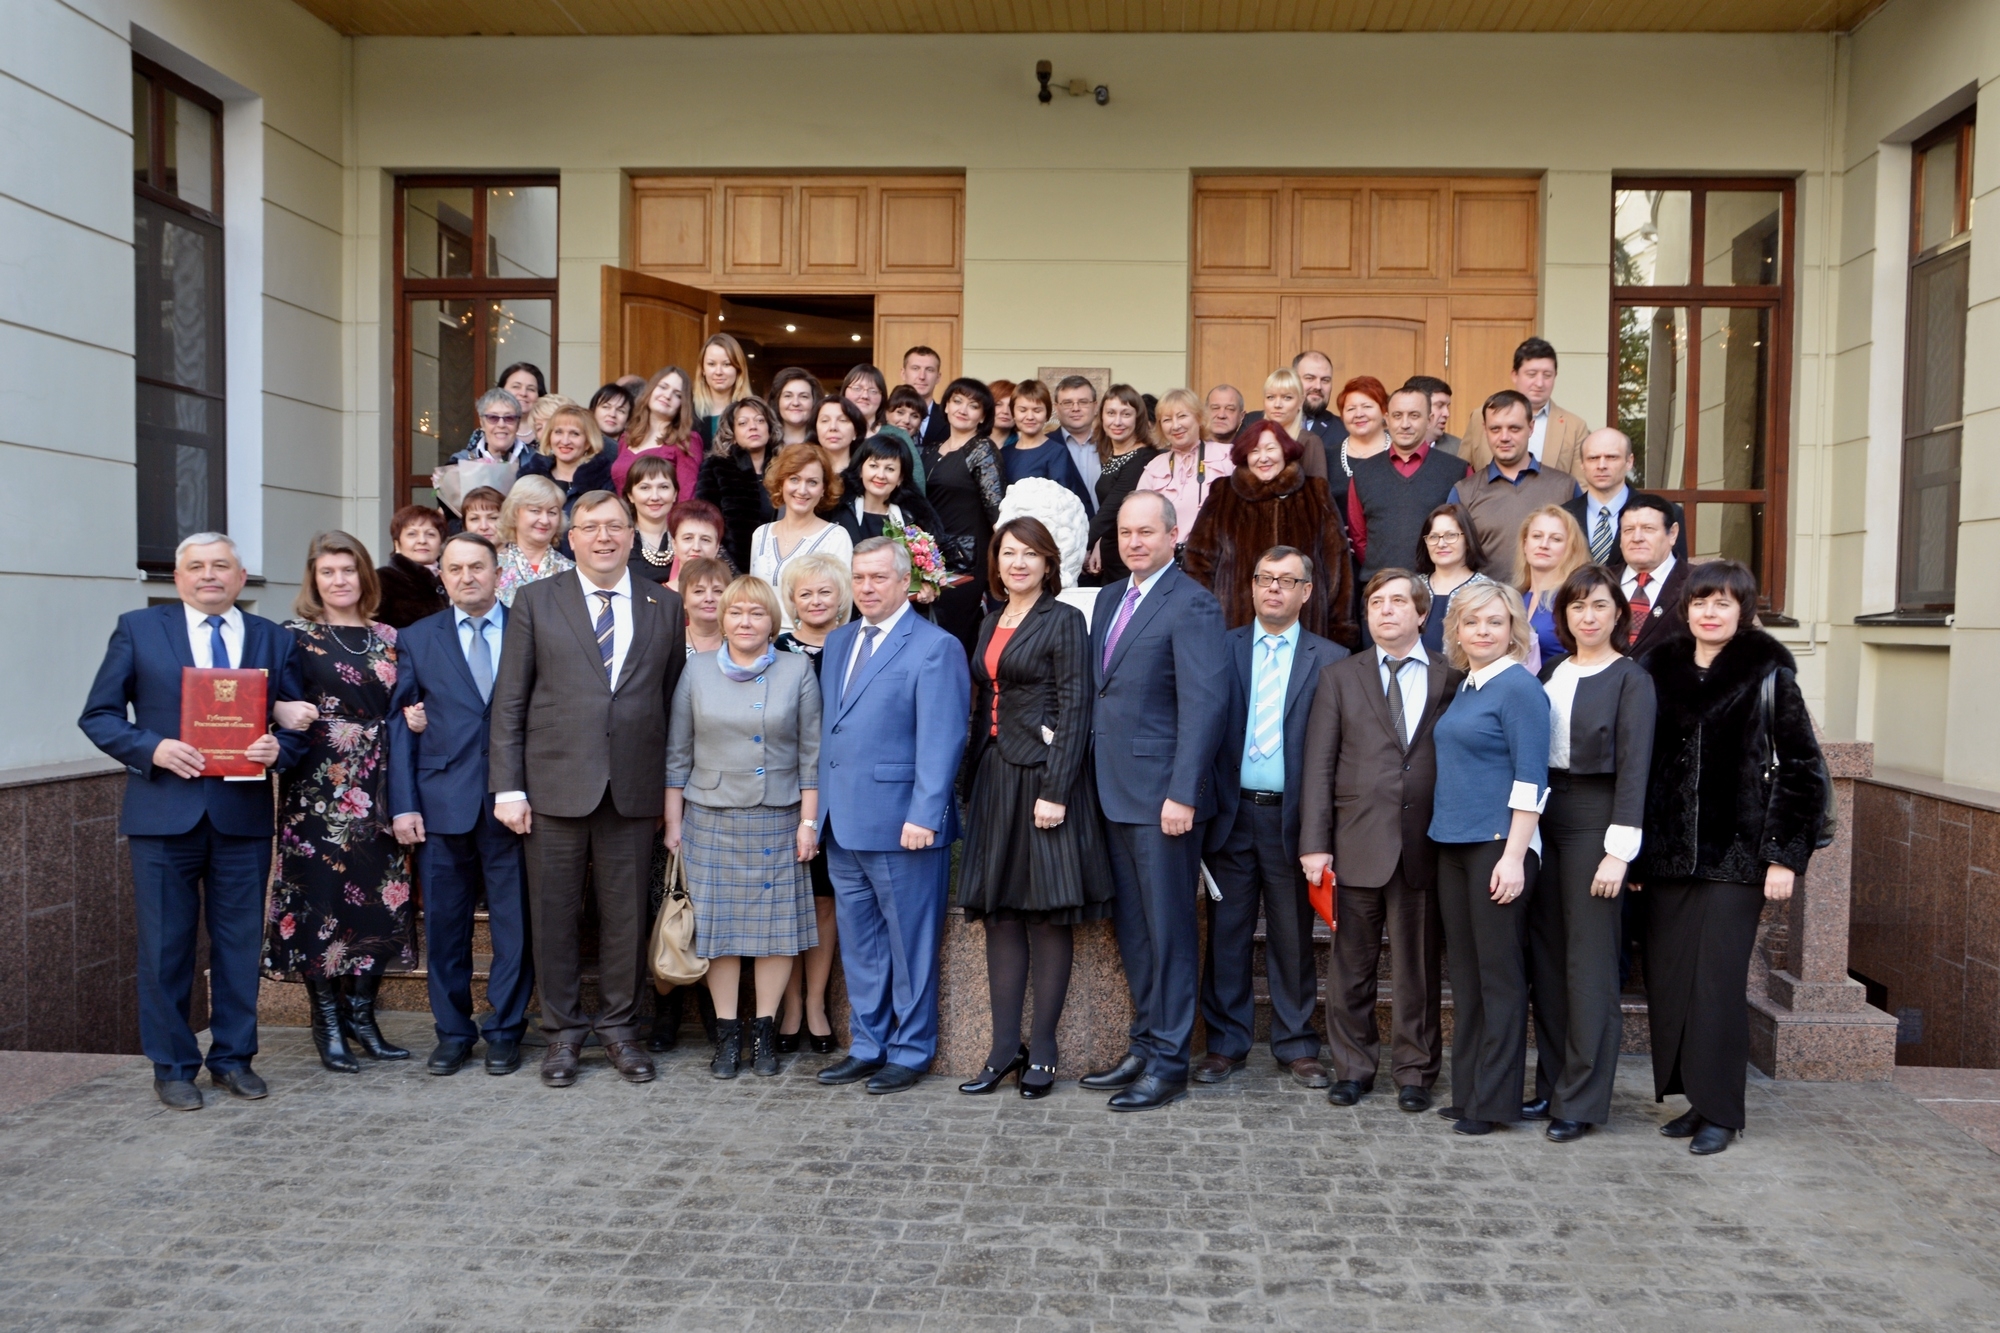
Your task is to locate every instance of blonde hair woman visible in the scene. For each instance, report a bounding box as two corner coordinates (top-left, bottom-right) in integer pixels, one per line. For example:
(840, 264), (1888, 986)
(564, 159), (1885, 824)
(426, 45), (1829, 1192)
(1512, 505), (1590, 671)
(531, 403), (612, 511)
(523, 392), (578, 452)
(1428, 578), (1548, 1137)
(494, 474), (573, 606)
(1136, 387), (1234, 527)
(1261, 367), (1328, 480)
(693, 332), (752, 446)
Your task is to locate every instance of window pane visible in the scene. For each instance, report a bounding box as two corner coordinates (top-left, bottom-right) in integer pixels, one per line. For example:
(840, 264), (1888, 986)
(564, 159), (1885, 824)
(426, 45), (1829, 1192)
(1906, 247), (1969, 435)
(1694, 502), (1765, 574)
(1616, 305), (1689, 490)
(405, 187), (475, 279)
(1920, 138), (1961, 252)
(485, 298), (553, 412)
(408, 299), (477, 479)
(136, 382), (225, 567)
(1899, 428), (1960, 608)
(1613, 189), (1690, 286)
(1702, 191), (1781, 286)
(162, 93), (215, 213)
(134, 199), (222, 394)
(486, 185), (558, 278)
(132, 73), (152, 185)
(1696, 306), (1769, 490)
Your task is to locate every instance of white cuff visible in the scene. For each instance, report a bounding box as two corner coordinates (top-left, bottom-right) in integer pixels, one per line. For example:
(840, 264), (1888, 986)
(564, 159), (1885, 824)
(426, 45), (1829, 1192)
(1507, 780), (1548, 814)
(1603, 824), (1643, 863)
(494, 791), (527, 805)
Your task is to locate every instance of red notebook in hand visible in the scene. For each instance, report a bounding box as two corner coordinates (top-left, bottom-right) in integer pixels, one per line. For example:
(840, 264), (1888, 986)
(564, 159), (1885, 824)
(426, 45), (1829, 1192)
(1309, 868), (1337, 932)
(180, 668), (269, 778)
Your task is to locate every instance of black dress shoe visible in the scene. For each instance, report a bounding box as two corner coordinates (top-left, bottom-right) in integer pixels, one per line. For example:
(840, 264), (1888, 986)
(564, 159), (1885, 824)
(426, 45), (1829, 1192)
(818, 1054), (886, 1085)
(1079, 1054), (1147, 1090)
(1660, 1108), (1705, 1138)
(1326, 1080), (1368, 1107)
(484, 1037), (522, 1076)
(209, 1066), (268, 1099)
(1436, 1105), (1464, 1120)
(427, 1038), (474, 1076)
(1108, 1075), (1188, 1112)
(1453, 1118), (1495, 1136)
(1018, 1061), (1057, 1099)
(958, 1045), (1027, 1095)
(154, 1078), (202, 1111)
(1690, 1123), (1735, 1155)
(1520, 1097), (1552, 1121)
(1397, 1086), (1432, 1113)
(1546, 1119), (1591, 1143)
(866, 1064), (922, 1095)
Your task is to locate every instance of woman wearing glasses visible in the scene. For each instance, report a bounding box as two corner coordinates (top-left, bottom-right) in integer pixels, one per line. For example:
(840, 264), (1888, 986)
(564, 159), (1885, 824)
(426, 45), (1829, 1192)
(1415, 503), (1494, 653)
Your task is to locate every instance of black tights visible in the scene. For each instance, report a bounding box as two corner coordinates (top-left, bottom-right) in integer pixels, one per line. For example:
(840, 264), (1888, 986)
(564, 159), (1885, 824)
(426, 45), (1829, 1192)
(983, 919), (1074, 1072)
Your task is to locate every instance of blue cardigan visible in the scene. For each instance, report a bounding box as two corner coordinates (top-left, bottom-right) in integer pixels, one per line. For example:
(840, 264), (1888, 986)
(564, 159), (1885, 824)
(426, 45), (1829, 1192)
(1428, 660), (1550, 845)
(1002, 438), (1095, 514)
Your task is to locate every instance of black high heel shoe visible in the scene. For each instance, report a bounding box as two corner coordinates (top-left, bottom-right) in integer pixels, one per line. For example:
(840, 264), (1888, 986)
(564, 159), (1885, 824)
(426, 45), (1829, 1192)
(1018, 1061), (1057, 1099)
(806, 1018), (836, 1054)
(958, 1045), (1028, 1095)
(775, 1020), (803, 1055)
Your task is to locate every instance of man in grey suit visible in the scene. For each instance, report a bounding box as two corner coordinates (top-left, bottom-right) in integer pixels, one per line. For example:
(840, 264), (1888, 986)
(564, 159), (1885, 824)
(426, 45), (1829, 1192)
(490, 490), (686, 1089)
(1299, 569), (1457, 1112)
(1080, 490), (1228, 1111)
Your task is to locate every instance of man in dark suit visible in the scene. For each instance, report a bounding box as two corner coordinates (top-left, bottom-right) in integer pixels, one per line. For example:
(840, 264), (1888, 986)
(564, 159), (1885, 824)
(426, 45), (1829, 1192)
(1081, 490), (1228, 1111)
(1620, 493), (1689, 656)
(1561, 428), (1687, 570)
(388, 533), (534, 1077)
(489, 490), (686, 1089)
(78, 533), (304, 1110)
(1299, 569), (1458, 1111)
(900, 344), (951, 446)
(1198, 546), (1348, 1090)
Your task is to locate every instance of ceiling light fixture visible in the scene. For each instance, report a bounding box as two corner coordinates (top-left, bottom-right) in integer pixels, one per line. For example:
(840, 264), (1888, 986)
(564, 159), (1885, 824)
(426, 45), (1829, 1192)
(785, 324), (797, 333)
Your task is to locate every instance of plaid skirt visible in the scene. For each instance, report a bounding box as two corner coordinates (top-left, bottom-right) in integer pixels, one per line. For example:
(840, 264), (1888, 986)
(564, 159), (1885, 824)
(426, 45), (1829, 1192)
(683, 800), (818, 958)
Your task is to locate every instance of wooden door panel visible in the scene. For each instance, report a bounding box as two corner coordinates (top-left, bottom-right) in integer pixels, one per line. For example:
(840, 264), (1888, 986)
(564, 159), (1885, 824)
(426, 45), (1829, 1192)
(1291, 188), (1360, 278)
(880, 189), (960, 273)
(801, 186), (866, 274)
(1300, 318), (1428, 390)
(723, 185), (792, 275)
(876, 290), (961, 381)
(1193, 314), (1278, 406)
(1453, 189), (1537, 278)
(1195, 188), (1279, 277)
(599, 266), (719, 383)
(634, 185), (712, 273)
(1446, 296), (1538, 437)
(1369, 188), (1441, 280)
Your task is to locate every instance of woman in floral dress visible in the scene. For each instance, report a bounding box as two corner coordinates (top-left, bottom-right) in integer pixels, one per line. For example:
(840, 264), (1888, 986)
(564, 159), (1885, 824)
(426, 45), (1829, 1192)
(264, 530), (418, 1074)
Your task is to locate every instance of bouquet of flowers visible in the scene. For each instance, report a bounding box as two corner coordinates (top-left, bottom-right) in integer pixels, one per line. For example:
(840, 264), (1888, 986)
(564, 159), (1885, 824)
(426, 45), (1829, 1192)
(882, 518), (949, 598)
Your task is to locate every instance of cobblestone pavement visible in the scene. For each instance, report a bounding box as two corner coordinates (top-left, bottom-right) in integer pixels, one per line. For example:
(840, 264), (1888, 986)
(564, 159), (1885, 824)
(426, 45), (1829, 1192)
(4, 1013), (2000, 1332)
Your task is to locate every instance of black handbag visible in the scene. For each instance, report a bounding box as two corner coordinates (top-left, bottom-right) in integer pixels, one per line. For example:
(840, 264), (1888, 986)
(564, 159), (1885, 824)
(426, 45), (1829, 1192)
(1759, 667), (1837, 850)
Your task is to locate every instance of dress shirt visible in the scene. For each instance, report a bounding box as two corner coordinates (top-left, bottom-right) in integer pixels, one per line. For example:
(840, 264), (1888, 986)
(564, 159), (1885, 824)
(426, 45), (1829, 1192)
(1238, 620), (1299, 792)
(1137, 443), (1234, 528)
(577, 568), (636, 688)
(843, 595), (913, 688)
(1585, 484), (1630, 539)
(1622, 554), (1676, 605)
(453, 601), (506, 672)
(1377, 641), (1430, 748)
(1122, 560), (1173, 620)
(1529, 402), (1550, 461)
(1543, 656), (1644, 862)
(1466, 657), (1550, 818)
(182, 604), (245, 669)
(1058, 428), (1104, 493)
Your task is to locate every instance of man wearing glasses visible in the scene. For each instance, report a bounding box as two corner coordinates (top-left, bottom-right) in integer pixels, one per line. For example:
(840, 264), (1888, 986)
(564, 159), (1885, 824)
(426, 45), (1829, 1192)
(489, 491), (688, 1089)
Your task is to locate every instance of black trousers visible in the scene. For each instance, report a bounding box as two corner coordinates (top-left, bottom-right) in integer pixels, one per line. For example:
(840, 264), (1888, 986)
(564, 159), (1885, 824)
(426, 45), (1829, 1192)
(523, 789), (656, 1044)
(1327, 860), (1444, 1091)
(421, 804), (534, 1044)
(1646, 877), (1766, 1130)
(1201, 799), (1320, 1064)
(1527, 773), (1625, 1124)
(1435, 839), (1538, 1122)
(1106, 819), (1204, 1085)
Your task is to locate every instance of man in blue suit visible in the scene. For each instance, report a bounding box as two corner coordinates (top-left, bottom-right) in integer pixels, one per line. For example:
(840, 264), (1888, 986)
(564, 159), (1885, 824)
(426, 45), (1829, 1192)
(1198, 546), (1347, 1090)
(815, 536), (971, 1094)
(78, 533), (304, 1110)
(1081, 490), (1228, 1111)
(388, 532), (534, 1077)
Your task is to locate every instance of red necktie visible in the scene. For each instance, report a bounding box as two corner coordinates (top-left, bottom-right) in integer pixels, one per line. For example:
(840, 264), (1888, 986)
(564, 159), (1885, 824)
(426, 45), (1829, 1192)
(1628, 571), (1651, 645)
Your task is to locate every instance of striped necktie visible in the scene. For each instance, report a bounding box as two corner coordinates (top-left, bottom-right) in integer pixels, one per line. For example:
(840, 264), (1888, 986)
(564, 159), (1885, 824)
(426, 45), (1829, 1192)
(1247, 635), (1286, 762)
(594, 590), (616, 684)
(1627, 572), (1651, 646)
(1590, 505), (1615, 563)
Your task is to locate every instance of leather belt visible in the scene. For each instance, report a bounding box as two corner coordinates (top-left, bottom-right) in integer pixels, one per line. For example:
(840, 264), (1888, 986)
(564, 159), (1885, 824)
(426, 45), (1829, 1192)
(1241, 789), (1283, 806)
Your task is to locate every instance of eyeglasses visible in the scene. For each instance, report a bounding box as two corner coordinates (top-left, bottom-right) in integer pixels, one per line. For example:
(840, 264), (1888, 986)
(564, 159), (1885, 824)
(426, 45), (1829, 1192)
(572, 522), (631, 538)
(1251, 574), (1308, 590)
(1423, 532), (1463, 545)
(481, 414), (521, 426)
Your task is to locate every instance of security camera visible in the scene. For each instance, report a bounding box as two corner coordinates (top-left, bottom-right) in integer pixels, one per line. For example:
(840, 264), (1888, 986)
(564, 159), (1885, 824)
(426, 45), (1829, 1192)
(1094, 85), (1109, 105)
(1036, 60), (1052, 103)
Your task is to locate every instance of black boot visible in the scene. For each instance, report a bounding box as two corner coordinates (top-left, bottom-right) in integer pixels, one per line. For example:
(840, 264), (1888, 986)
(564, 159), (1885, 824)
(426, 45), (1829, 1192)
(647, 988), (685, 1054)
(305, 978), (360, 1073)
(696, 986), (720, 1046)
(711, 1019), (744, 1080)
(338, 973), (411, 1060)
(751, 1016), (781, 1077)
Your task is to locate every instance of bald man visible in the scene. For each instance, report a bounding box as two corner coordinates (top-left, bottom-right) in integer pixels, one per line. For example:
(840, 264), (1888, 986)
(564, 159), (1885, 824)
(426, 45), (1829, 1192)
(1559, 428), (1686, 571)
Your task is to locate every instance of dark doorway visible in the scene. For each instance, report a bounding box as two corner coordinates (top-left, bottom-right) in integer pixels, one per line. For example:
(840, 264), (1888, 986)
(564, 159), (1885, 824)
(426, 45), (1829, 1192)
(719, 294), (873, 394)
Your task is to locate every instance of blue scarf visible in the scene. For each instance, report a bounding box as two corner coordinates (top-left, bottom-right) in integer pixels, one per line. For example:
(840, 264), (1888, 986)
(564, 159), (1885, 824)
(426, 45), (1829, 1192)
(718, 644), (776, 683)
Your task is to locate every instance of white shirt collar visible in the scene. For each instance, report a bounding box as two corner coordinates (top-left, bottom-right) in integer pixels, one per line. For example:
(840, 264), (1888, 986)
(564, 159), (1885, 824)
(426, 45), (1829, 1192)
(1533, 402), (1550, 421)
(862, 596), (912, 637)
(1589, 484), (1630, 517)
(1376, 641), (1429, 667)
(1256, 620), (1301, 649)
(577, 568), (632, 601)
(1130, 562), (1172, 598)
(453, 601), (504, 628)
(1626, 554), (1676, 589)
(182, 603), (243, 631)
(1466, 657), (1518, 690)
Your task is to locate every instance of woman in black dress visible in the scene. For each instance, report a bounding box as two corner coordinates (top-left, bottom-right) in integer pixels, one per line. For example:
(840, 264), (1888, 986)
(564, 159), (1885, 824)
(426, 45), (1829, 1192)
(695, 395), (779, 574)
(921, 378), (1005, 654)
(958, 517), (1112, 1098)
(833, 434), (950, 546)
(1081, 383), (1163, 586)
(264, 530), (417, 1074)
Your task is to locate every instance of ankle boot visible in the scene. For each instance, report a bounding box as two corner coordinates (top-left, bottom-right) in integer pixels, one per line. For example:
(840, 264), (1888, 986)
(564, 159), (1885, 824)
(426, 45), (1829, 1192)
(647, 988), (685, 1054)
(305, 978), (360, 1073)
(338, 973), (411, 1060)
(751, 1016), (781, 1077)
(711, 1019), (744, 1080)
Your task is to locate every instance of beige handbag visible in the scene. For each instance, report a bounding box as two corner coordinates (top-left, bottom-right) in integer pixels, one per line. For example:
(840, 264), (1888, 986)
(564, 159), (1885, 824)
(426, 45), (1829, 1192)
(649, 845), (708, 986)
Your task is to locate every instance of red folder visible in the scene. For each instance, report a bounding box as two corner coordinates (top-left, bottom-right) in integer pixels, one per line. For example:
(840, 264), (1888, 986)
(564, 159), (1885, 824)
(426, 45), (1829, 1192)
(1309, 868), (1337, 932)
(180, 668), (269, 778)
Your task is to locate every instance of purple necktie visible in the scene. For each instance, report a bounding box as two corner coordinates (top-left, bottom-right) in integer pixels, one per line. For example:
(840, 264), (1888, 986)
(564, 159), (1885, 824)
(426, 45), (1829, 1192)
(1102, 584), (1144, 671)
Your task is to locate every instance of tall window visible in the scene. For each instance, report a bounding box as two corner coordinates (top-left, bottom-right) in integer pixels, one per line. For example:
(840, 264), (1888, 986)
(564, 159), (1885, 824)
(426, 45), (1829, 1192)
(395, 177), (559, 508)
(132, 57), (225, 571)
(1611, 180), (1794, 610)
(1899, 111), (1976, 613)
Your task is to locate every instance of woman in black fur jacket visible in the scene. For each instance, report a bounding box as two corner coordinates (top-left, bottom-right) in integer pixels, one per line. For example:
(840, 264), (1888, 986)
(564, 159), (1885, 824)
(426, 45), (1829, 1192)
(1632, 559), (1826, 1156)
(694, 396), (779, 574)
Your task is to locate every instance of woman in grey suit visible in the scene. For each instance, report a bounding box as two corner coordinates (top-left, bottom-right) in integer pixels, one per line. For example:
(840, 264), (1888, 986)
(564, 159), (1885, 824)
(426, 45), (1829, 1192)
(666, 574), (823, 1079)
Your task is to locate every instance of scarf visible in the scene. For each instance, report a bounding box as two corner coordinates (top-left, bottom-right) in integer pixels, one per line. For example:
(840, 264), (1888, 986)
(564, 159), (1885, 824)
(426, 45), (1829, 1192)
(718, 644), (776, 683)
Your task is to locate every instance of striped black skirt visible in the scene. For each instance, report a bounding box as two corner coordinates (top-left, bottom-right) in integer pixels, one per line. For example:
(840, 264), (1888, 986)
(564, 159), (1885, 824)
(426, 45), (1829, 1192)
(958, 746), (1114, 925)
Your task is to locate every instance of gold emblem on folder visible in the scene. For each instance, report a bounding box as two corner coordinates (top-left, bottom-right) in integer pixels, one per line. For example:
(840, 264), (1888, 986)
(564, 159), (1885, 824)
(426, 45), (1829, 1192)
(213, 679), (238, 703)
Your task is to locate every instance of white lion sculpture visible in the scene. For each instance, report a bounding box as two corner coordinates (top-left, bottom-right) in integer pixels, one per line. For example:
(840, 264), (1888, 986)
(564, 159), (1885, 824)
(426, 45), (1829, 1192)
(995, 476), (1090, 588)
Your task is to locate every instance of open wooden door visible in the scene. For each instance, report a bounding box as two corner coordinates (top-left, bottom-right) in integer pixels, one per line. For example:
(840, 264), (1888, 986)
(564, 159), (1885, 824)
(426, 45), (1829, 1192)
(600, 267), (720, 382)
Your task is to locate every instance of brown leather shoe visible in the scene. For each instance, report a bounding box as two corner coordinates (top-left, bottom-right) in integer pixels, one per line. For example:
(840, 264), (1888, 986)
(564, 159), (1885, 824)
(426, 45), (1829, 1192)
(1284, 1057), (1331, 1089)
(541, 1041), (582, 1088)
(1192, 1053), (1246, 1084)
(604, 1040), (657, 1084)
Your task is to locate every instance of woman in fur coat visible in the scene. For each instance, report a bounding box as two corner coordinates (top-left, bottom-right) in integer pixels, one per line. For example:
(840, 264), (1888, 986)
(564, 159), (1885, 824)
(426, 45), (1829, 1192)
(1179, 419), (1360, 649)
(1632, 559), (1827, 1157)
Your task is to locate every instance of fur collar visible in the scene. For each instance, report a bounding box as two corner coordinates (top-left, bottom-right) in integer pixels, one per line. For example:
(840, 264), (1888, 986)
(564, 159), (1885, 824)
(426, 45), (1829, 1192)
(1643, 628), (1795, 721)
(1228, 462), (1305, 503)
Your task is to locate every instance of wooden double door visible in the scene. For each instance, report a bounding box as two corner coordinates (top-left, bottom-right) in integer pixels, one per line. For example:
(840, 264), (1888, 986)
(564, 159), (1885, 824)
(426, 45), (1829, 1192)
(1191, 176), (1540, 439)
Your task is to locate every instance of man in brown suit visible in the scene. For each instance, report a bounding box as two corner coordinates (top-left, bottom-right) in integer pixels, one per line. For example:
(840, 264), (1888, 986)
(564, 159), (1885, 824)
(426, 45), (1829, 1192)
(1299, 569), (1459, 1111)
(1461, 337), (1590, 481)
(490, 490), (686, 1088)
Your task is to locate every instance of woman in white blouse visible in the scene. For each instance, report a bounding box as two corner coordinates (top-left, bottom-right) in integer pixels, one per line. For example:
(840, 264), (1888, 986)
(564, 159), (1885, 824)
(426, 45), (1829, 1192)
(749, 443), (852, 628)
(1529, 565), (1657, 1143)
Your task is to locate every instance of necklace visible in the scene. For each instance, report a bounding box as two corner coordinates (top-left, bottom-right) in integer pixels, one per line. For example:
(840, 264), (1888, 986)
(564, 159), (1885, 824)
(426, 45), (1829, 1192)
(324, 621), (372, 654)
(638, 532), (674, 565)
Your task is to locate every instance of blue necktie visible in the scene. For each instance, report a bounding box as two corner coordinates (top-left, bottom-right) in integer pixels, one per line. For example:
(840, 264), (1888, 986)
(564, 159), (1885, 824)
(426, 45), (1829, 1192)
(1248, 636), (1285, 762)
(205, 615), (230, 670)
(843, 625), (881, 704)
(465, 616), (494, 703)
(594, 591), (616, 685)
